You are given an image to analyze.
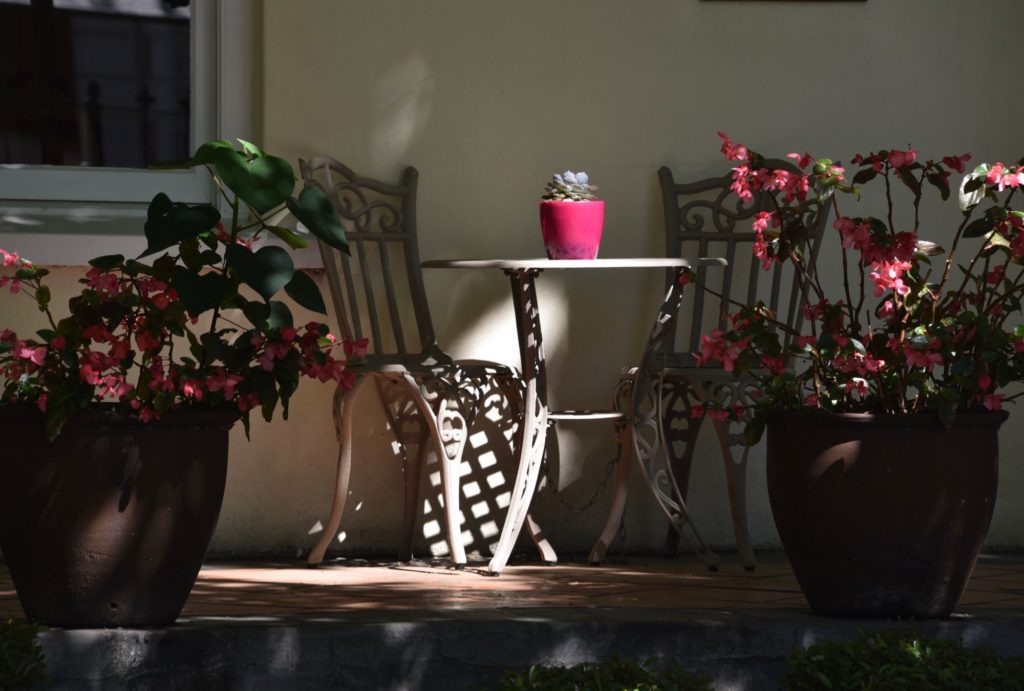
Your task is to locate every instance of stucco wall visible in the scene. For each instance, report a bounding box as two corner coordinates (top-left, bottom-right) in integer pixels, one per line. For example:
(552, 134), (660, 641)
(3, 0), (1024, 559)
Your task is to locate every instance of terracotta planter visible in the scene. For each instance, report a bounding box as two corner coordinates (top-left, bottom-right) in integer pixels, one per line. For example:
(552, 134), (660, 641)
(539, 200), (604, 259)
(0, 406), (237, 628)
(767, 411), (1006, 619)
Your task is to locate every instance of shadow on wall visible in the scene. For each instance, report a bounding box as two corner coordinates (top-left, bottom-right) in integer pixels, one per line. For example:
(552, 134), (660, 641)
(313, 377), (525, 562)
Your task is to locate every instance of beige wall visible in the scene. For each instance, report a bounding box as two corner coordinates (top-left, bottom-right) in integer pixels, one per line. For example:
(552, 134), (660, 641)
(3, 0), (1024, 559)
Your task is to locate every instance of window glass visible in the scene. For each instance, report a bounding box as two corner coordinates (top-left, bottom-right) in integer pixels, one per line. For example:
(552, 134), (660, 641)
(0, 0), (191, 168)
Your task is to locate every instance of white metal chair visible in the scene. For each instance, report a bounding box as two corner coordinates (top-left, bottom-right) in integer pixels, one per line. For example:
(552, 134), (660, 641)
(589, 162), (826, 570)
(301, 159), (536, 568)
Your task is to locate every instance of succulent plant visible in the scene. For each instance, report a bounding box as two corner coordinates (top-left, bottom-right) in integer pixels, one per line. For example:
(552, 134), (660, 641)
(542, 170), (599, 201)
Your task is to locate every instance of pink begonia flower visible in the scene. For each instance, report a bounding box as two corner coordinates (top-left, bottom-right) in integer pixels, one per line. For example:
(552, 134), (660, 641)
(689, 404), (706, 420)
(978, 373), (992, 391)
(986, 163), (1024, 192)
(794, 335), (816, 349)
(108, 339), (131, 361)
(135, 330), (160, 352)
(15, 343), (47, 365)
(280, 326), (298, 342)
(983, 394), (1003, 412)
(903, 344), (942, 369)
(942, 153), (972, 174)
(79, 364), (102, 386)
(888, 149), (917, 169)
(761, 356), (786, 376)
(0, 249), (19, 267)
(870, 260), (912, 297)
(863, 356), (886, 373)
(181, 379), (204, 401)
(150, 293), (171, 310)
(85, 267), (120, 295)
(1015, 338), (1024, 354)
(707, 408), (730, 422)
(717, 132), (748, 162)
(804, 393), (819, 407)
(98, 375), (133, 400)
(987, 265), (1006, 285)
(344, 338), (370, 358)
(844, 379), (869, 397)
(0, 277), (22, 294)
(51, 336), (66, 350)
(37, 394), (47, 413)
(787, 152), (814, 169)
(730, 165), (754, 202)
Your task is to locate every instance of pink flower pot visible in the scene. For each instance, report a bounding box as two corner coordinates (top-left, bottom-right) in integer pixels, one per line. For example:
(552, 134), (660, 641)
(539, 200), (605, 259)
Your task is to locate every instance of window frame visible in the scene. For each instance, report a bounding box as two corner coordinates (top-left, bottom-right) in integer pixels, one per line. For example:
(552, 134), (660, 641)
(0, 0), (253, 264)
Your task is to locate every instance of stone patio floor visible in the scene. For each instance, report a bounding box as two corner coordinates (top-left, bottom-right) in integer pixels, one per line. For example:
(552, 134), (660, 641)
(4, 552), (1024, 689)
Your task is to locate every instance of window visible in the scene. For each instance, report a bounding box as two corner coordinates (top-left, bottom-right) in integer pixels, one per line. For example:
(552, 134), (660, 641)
(0, 0), (252, 263)
(1, 0), (192, 169)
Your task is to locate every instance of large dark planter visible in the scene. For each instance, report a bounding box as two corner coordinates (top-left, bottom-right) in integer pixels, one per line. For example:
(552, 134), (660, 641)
(0, 406), (237, 628)
(767, 411), (1007, 619)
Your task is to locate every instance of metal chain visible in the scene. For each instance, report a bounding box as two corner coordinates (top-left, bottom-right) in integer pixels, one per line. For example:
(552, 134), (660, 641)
(540, 451), (618, 513)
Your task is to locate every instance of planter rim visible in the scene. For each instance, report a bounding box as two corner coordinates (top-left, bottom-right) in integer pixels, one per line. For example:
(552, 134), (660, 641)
(766, 409), (1008, 429)
(538, 199), (604, 205)
(0, 404), (240, 429)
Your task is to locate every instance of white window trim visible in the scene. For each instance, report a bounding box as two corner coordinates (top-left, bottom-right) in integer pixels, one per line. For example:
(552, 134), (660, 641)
(0, 0), (253, 264)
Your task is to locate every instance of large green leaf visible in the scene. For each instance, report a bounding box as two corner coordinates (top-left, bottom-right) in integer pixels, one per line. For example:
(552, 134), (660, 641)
(267, 301), (294, 330)
(287, 186), (348, 253)
(194, 141), (295, 215)
(169, 269), (236, 316)
(225, 244), (295, 301)
(246, 156), (296, 214)
(143, 193), (221, 256)
(284, 270), (327, 314)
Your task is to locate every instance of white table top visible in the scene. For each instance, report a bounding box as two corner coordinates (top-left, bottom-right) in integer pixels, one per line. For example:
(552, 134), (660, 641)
(422, 257), (727, 270)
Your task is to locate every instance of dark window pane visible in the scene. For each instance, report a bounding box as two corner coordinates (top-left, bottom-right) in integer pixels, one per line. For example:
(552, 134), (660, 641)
(0, 0), (190, 168)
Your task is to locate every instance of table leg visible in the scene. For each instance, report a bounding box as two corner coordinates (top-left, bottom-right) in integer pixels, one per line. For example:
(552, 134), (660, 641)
(628, 270), (721, 569)
(488, 269), (551, 575)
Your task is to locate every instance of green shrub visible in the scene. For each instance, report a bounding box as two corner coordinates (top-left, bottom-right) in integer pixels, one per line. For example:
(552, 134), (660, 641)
(489, 655), (711, 690)
(783, 630), (1024, 690)
(0, 618), (46, 691)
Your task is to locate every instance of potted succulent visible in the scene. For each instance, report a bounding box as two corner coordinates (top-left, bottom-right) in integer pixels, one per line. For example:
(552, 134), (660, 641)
(0, 139), (356, 628)
(539, 170), (604, 259)
(690, 132), (1024, 618)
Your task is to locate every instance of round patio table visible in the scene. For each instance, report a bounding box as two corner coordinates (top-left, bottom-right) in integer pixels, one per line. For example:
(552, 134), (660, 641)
(422, 257), (726, 575)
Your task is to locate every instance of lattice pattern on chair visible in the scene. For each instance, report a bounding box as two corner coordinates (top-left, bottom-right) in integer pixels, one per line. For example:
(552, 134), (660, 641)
(301, 158), (525, 567)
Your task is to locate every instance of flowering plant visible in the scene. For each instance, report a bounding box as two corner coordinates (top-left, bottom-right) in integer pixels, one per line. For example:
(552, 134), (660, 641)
(0, 139), (361, 440)
(692, 133), (1024, 441)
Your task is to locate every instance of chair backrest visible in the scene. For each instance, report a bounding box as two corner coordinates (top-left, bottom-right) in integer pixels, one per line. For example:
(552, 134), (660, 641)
(299, 157), (446, 367)
(659, 162), (828, 367)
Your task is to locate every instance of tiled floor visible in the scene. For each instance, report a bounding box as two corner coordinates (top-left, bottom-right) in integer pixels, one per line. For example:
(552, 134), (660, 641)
(5, 552), (1023, 620)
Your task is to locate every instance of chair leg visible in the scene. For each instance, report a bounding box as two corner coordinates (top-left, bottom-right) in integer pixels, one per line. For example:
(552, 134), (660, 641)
(708, 416), (757, 570)
(660, 377), (704, 557)
(525, 514), (557, 564)
(374, 378), (429, 562)
(402, 375), (468, 568)
(308, 376), (369, 566)
(689, 379), (757, 571)
(588, 420), (633, 565)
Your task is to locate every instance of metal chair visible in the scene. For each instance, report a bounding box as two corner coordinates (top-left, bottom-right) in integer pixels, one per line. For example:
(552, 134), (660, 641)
(301, 158), (536, 568)
(589, 162), (827, 570)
